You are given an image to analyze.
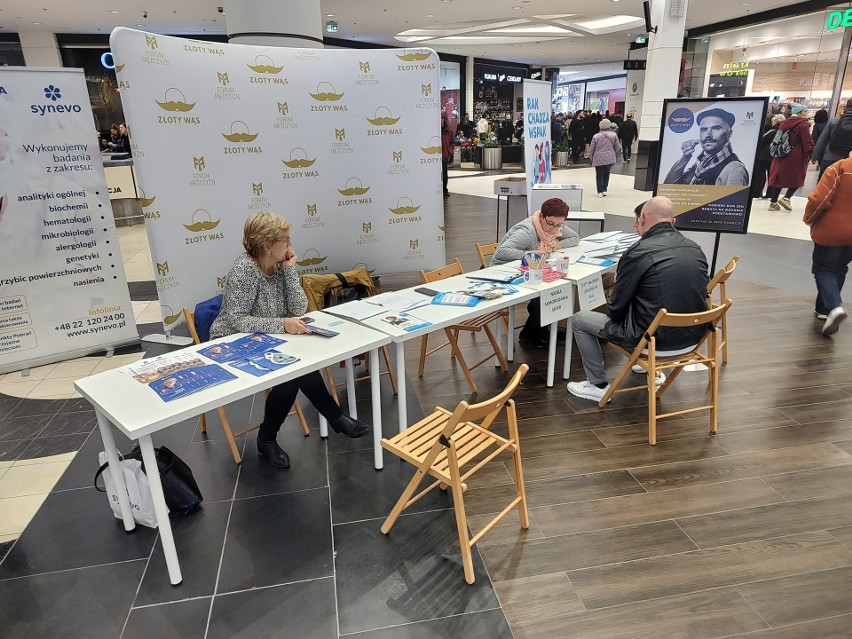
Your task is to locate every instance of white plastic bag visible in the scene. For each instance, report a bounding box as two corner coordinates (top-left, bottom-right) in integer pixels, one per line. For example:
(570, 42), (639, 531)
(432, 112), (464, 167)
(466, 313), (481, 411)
(95, 451), (159, 528)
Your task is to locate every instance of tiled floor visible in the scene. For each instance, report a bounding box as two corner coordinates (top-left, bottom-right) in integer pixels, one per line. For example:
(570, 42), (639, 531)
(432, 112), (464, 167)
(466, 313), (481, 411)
(2, 162), (848, 637)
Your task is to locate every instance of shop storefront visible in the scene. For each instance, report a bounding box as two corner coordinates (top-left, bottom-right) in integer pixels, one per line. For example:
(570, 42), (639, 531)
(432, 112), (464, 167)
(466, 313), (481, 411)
(552, 74), (627, 115)
(472, 60), (528, 125)
(683, 2), (852, 118)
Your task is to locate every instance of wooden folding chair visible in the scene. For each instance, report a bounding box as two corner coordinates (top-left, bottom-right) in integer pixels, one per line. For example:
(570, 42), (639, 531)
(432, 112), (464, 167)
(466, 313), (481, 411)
(597, 301), (732, 446)
(706, 256), (738, 364)
(183, 308), (309, 464)
(380, 364), (530, 584)
(474, 242), (499, 269)
(418, 258), (510, 394)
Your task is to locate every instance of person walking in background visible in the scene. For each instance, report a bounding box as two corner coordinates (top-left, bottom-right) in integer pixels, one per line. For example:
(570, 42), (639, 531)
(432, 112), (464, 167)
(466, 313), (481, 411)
(767, 102), (814, 211)
(811, 109), (829, 147)
(619, 113), (638, 163)
(812, 97), (852, 181)
(569, 111), (586, 164)
(441, 111), (454, 197)
(803, 152), (852, 336)
(752, 114), (782, 199)
(589, 118), (621, 198)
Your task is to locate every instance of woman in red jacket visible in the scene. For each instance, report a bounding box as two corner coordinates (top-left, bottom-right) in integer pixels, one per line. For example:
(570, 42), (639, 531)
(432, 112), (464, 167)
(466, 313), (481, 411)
(767, 103), (814, 211)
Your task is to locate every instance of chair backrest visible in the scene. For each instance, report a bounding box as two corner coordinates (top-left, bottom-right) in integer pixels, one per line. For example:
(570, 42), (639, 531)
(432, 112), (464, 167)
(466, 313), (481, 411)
(475, 242), (499, 269)
(707, 256), (739, 302)
(183, 309), (201, 345)
(647, 301), (731, 336)
(440, 364), (529, 437)
(186, 294), (223, 344)
(420, 257), (465, 284)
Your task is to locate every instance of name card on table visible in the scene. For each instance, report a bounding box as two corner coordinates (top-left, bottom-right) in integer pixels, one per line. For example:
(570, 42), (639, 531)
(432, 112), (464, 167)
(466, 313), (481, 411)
(540, 281), (574, 326)
(577, 273), (606, 311)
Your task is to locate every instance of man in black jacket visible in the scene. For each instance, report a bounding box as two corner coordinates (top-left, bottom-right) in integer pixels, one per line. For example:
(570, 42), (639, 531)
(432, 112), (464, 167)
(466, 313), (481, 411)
(567, 196), (710, 402)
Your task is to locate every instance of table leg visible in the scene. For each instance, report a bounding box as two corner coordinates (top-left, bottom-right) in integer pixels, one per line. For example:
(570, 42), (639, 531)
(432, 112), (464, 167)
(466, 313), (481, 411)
(396, 341), (407, 433)
(344, 358), (357, 418)
(546, 322), (558, 388)
(563, 316), (575, 379)
(494, 316), (503, 367)
(138, 434), (182, 586)
(495, 195), (501, 243)
(507, 306), (515, 362)
(96, 410), (135, 532)
(370, 348), (383, 470)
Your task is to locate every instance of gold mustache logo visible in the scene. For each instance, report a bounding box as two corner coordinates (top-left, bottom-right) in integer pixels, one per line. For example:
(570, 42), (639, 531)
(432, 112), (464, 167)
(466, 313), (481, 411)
(139, 190), (157, 208)
(278, 102), (289, 115)
(389, 197), (421, 215)
(410, 239), (419, 250)
(193, 156), (205, 171)
(421, 83), (431, 96)
(393, 151), (403, 162)
(183, 209), (221, 232)
(352, 262), (376, 275)
(161, 305), (182, 326)
(307, 203), (317, 215)
(145, 35), (158, 50)
(397, 50), (431, 62)
(335, 128), (346, 141)
(337, 177), (370, 196)
(362, 222), (371, 233)
(217, 276), (227, 288)
(247, 55), (283, 74)
(115, 63), (125, 73)
(282, 147), (316, 168)
(438, 225), (445, 231)
(156, 88), (195, 112)
(156, 261), (169, 276)
(252, 182), (263, 195)
(296, 248), (328, 267)
(217, 72), (229, 86)
(221, 121), (259, 143)
(309, 82), (345, 101)
(420, 136), (442, 154)
(359, 61), (370, 73)
(671, 117), (691, 123)
(367, 106), (401, 126)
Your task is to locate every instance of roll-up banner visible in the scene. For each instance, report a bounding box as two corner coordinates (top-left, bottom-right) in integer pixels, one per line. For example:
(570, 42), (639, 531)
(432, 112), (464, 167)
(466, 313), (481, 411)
(523, 79), (553, 215)
(0, 67), (138, 374)
(655, 97), (768, 234)
(110, 29), (446, 330)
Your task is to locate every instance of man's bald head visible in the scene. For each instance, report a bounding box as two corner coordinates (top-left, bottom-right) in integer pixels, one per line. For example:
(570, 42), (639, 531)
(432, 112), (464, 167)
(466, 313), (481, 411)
(637, 196), (675, 234)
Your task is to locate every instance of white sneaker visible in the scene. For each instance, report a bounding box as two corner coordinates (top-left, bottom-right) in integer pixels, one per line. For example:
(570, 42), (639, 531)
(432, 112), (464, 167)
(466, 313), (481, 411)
(567, 380), (610, 402)
(823, 306), (847, 336)
(597, 193), (604, 198)
(631, 364), (666, 385)
(814, 309), (827, 320)
(602, 192), (607, 197)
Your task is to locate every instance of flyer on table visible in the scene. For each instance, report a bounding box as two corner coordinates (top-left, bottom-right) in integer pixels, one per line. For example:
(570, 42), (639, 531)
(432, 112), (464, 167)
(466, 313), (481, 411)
(0, 68), (137, 373)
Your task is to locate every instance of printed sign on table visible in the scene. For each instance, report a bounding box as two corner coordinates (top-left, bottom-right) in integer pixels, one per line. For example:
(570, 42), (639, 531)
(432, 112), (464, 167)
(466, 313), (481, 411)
(577, 273), (606, 311)
(539, 281), (574, 326)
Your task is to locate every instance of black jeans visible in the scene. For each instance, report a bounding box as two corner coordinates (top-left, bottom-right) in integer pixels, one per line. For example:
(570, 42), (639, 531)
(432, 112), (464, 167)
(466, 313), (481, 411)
(258, 370), (341, 442)
(767, 186), (796, 203)
(751, 159), (770, 198)
(621, 139), (632, 161)
(442, 159), (450, 194)
(519, 298), (544, 340)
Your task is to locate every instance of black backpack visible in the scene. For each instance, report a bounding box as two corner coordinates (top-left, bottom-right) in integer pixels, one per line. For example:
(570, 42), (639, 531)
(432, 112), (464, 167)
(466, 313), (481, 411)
(323, 272), (370, 308)
(828, 117), (852, 157)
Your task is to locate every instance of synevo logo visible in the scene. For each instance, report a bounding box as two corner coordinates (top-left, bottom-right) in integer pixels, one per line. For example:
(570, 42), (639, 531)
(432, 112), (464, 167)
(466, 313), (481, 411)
(667, 107), (694, 133)
(31, 85), (83, 116)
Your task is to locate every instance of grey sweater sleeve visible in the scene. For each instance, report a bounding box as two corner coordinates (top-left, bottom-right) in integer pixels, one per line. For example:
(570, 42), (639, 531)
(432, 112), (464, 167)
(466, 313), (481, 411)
(492, 220), (537, 265)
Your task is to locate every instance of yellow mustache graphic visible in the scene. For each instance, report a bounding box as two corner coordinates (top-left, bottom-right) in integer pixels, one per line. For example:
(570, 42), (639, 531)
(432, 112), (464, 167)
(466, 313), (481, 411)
(162, 311), (183, 326)
(352, 263), (376, 275)
(420, 145), (441, 154)
(183, 220), (221, 232)
(389, 205), (421, 215)
(367, 116), (401, 126)
(296, 255), (328, 266)
(282, 158), (316, 168)
(115, 63), (125, 73)
(438, 225), (445, 231)
(222, 132), (259, 142)
(247, 63), (284, 74)
(139, 195), (157, 208)
(156, 100), (196, 112)
(310, 92), (345, 101)
(338, 187), (370, 196)
(397, 52), (431, 61)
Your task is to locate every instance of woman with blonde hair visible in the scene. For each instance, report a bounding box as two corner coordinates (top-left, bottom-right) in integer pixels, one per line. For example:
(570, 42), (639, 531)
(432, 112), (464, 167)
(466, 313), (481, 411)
(210, 211), (369, 469)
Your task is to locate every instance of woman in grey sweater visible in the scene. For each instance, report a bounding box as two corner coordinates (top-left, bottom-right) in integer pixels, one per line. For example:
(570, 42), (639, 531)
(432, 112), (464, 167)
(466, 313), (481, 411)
(210, 211), (369, 469)
(491, 198), (580, 347)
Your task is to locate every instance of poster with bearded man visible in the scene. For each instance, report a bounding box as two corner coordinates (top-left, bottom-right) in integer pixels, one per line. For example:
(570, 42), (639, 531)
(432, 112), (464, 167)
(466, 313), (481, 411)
(656, 97), (767, 234)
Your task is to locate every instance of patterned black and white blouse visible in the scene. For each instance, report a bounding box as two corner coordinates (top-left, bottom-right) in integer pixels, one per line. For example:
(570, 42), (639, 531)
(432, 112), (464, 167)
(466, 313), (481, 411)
(209, 253), (307, 339)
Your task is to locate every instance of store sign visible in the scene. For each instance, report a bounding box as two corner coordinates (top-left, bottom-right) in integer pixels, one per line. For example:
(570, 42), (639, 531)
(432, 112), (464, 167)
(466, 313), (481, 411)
(483, 72), (498, 81)
(826, 9), (852, 30)
(719, 62), (749, 77)
(505, 75), (522, 83)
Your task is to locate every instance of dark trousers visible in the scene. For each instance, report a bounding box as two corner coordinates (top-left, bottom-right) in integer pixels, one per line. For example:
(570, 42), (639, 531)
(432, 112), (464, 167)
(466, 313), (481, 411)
(812, 243), (852, 314)
(258, 370), (341, 442)
(520, 298), (543, 340)
(595, 164), (613, 194)
(571, 140), (585, 164)
(621, 139), (633, 161)
(442, 159), (450, 194)
(818, 158), (834, 181)
(767, 186), (796, 203)
(751, 159), (770, 198)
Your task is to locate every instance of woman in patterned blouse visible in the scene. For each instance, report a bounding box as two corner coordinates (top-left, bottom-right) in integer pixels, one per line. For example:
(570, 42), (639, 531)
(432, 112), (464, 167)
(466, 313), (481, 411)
(210, 211), (369, 469)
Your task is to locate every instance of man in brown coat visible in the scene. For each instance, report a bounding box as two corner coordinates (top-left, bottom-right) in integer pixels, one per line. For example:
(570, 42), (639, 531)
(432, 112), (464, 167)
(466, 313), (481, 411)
(804, 154), (852, 336)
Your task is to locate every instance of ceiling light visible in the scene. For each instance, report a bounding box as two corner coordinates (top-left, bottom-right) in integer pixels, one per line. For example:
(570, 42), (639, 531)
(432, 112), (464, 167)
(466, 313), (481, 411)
(33, 21), (40, 24)
(136, 23), (144, 26)
(426, 14), (433, 17)
(513, 6), (521, 10)
(110, 10), (119, 14)
(326, 14), (335, 17)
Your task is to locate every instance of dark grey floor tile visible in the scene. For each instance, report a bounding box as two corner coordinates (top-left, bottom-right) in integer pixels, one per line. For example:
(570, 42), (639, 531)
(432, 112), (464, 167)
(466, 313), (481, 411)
(61, 397), (97, 413)
(42, 409), (97, 436)
(0, 487), (157, 578)
(0, 394), (23, 417)
(217, 488), (333, 593)
(207, 577), (337, 639)
(0, 414), (53, 442)
(234, 430), (328, 500)
(174, 438), (241, 503)
(5, 398), (66, 419)
(0, 438), (31, 464)
(328, 448), (453, 525)
(134, 501), (231, 606)
(53, 428), (131, 492)
(0, 560), (145, 639)
(334, 511), (500, 635)
(20, 432), (89, 460)
(341, 608), (512, 638)
(190, 396), (257, 444)
(123, 597), (211, 639)
(0, 540), (13, 564)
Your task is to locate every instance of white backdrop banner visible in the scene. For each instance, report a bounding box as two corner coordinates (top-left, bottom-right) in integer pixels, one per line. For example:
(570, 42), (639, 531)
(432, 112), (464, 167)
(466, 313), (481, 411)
(0, 67), (137, 374)
(110, 29), (446, 329)
(523, 79), (553, 216)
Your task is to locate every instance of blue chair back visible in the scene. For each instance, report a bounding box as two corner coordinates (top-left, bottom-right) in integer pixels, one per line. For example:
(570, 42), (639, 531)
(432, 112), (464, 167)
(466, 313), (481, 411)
(194, 295), (223, 343)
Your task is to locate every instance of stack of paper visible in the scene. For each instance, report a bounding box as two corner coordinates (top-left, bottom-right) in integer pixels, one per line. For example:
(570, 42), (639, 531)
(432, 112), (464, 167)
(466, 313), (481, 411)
(365, 291), (429, 312)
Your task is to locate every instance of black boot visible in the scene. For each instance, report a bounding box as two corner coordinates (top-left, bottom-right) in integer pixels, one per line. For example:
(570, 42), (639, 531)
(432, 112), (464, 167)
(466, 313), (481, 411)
(257, 440), (290, 468)
(329, 413), (370, 438)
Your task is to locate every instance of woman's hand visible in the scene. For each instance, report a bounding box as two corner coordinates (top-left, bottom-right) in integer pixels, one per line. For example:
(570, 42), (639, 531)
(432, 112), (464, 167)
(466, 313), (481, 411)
(282, 249), (298, 268)
(551, 240), (564, 250)
(283, 317), (309, 334)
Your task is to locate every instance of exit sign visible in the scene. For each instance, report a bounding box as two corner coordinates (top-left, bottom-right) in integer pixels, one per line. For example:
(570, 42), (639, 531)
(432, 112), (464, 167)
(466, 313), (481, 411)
(827, 9), (852, 30)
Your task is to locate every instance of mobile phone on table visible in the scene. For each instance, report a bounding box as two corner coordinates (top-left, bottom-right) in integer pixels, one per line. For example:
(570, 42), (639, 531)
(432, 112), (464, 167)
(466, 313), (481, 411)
(297, 316), (315, 324)
(306, 325), (339, 337)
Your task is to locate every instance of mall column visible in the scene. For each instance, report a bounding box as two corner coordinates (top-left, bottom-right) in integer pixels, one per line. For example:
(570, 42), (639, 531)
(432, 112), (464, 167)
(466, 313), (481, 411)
(224, 0), (324, 47)
(634, 0), (689, 191)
